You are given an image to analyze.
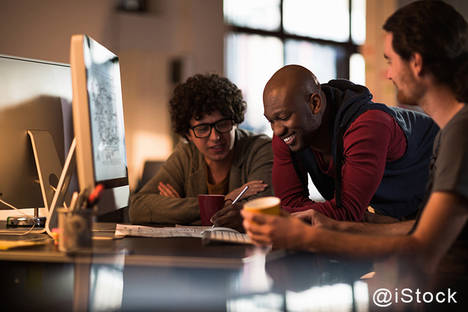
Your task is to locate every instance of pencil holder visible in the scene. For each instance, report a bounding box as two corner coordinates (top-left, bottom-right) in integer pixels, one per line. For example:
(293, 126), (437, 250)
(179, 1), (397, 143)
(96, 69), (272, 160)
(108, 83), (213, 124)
(58, 208), (92, 253)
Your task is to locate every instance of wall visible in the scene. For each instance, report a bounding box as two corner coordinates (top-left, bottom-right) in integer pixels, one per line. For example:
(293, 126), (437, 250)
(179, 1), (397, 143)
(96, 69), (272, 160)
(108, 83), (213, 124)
(2, 0), (467, 189)
(0, 0), (224, 188)
(364, 0), (397, 107)
(365, 0), (468, 107)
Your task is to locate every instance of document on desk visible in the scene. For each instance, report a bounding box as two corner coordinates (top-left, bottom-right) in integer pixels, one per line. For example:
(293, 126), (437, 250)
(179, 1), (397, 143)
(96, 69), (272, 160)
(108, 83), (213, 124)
(115, 224), (210, 238)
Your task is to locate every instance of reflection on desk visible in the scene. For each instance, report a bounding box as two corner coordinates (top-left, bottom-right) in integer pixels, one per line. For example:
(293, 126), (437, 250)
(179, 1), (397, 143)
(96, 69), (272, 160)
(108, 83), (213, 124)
(0, 222), (372, 311)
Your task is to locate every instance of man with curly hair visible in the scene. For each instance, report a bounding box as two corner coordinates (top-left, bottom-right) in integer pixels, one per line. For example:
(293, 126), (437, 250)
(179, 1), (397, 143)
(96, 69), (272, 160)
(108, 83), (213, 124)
(130, 74), (273, 229)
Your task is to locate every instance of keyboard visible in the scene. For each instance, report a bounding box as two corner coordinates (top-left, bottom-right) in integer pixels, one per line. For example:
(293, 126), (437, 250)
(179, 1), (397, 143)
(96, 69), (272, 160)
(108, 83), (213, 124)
(202, 230), (253, 245)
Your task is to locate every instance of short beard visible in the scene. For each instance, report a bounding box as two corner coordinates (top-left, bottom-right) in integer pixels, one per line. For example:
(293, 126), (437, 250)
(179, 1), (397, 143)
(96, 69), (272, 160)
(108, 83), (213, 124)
(396, 90), (419, 106)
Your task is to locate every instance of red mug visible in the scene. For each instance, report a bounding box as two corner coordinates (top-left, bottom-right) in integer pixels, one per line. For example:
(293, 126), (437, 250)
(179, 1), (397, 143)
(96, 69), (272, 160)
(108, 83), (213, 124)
(198, 194), (225, 225)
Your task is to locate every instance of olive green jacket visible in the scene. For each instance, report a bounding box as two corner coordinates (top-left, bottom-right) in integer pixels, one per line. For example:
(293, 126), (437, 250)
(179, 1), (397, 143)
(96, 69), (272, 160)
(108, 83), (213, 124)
(129, 129), (273, 225)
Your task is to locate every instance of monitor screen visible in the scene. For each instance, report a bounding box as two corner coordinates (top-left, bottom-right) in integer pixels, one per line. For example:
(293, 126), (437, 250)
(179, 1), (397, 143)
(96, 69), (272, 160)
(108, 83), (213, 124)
(70, 35), (129, 215)
(0, 55), (73, 215)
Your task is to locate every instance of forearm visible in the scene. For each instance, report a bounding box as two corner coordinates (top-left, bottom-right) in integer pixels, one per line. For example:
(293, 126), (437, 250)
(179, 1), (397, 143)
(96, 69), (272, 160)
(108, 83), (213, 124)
(282, 198), (317, 213)
(244, 210), (418, 262)
(129, 193), (199, 224)
(131, 147), (198, 224)
(331, 219), (415, 235)
(302, 226), (417, 260)
(308, 199), (362, 221)
(272, 136), (314, 210)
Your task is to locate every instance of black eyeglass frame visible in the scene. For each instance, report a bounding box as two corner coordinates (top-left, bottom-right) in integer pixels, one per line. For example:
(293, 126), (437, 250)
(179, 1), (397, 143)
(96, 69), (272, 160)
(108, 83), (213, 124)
(189, 118), (234, 138)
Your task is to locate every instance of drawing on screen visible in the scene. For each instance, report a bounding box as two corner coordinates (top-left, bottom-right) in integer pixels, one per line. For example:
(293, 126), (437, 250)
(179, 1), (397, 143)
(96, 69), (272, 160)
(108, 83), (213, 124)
(88, 66), (123, 166)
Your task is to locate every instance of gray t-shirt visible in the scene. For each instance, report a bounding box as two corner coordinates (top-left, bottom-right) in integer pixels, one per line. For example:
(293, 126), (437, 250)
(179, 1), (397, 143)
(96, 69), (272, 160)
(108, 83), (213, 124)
(432, 104), (468, 199)
(426, 104), (468, 275)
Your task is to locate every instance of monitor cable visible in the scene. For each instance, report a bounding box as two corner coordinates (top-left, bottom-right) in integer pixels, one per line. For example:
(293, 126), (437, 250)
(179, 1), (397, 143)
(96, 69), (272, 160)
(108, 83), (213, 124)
(0, 196), (37, 235)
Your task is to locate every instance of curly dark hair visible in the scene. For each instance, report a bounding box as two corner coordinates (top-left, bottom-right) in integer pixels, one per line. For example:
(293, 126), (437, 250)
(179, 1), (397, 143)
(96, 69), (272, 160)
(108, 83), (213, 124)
(169, 74), (247, 137)
(383, 0), (468, 102)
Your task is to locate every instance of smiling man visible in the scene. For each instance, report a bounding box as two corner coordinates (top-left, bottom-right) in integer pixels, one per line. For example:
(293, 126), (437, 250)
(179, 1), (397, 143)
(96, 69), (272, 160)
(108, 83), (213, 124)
(264, 64), (438, 222)
(130, 74), (273, 227)
(243, 0), (468, 292)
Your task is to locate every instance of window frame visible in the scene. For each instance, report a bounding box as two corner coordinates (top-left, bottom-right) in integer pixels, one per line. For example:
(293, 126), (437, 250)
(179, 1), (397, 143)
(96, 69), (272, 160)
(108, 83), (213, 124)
(224, 0), (360, 79)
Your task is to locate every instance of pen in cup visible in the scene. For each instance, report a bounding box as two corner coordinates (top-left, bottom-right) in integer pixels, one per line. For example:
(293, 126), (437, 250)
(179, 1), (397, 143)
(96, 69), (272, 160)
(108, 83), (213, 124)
(87, 183), (104, 208)
(69, 192), (79, 213)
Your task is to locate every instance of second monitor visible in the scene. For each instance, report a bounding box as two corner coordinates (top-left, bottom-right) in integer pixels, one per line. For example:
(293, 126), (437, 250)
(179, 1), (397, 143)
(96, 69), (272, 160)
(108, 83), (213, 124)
(0, 55), (73, 217)
(70, 34), (130, 216)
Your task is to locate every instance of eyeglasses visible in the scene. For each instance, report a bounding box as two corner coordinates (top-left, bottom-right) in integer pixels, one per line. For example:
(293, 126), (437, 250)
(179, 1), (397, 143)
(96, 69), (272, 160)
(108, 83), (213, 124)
(190, 118), (234, 138)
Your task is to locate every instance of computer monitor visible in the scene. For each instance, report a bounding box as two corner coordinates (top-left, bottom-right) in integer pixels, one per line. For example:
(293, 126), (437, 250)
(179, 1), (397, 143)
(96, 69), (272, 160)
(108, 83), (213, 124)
(70, 35), (130, 216)
(0, 55), (74, 217)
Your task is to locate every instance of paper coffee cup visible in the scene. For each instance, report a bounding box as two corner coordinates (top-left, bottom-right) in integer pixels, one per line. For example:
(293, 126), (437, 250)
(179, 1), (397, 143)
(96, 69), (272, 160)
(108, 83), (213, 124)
(243, 196), (281, 215)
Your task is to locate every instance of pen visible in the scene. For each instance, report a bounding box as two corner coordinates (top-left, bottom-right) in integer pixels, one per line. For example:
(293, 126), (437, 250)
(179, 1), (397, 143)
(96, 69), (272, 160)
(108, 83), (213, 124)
(87, 184), (104, 208)
(75, 188), (88, 211)
(231, 185), (249, 206)
(69, 192), (79, 213)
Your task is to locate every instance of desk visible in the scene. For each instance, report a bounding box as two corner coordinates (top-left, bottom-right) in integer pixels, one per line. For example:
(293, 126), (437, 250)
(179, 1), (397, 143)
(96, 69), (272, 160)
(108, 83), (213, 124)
(0, 223), (372, 311)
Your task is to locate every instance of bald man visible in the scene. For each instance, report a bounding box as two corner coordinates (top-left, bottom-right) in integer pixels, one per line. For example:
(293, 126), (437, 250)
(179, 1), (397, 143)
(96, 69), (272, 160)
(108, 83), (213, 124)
(263, 65), (438, 222)
(243, 3), (468, 299)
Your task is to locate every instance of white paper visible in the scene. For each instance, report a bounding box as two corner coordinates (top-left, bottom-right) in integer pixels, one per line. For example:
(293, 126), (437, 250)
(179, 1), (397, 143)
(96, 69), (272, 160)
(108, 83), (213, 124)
(115, 224), (210, 238)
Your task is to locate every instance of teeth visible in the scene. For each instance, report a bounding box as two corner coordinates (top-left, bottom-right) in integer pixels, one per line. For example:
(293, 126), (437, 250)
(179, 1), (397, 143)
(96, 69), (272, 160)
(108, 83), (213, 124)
(283, 135), (294, 144)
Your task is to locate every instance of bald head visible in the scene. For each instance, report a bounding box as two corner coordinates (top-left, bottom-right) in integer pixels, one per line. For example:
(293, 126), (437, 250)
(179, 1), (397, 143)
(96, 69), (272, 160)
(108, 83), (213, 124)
(263, 65), (328, 152)
(264, 65), (321, 100)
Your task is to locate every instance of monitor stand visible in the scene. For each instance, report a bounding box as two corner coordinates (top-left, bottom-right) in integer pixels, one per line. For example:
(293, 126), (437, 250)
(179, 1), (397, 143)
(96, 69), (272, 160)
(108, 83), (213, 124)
(27, 130), (63, 216)
(6, 130), (63, 230)
(5, 131), (76, 237)
(45, 137), (76, 237)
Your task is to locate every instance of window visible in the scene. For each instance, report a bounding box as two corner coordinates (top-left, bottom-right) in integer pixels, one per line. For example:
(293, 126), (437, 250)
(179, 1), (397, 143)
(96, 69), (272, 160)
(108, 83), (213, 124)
(224, 0), (366, 135)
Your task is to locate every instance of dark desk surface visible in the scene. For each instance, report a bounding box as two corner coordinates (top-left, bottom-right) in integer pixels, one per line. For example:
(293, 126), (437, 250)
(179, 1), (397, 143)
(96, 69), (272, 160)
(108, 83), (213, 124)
(0, 222), (257, 268)
(0, 222), (372, 311)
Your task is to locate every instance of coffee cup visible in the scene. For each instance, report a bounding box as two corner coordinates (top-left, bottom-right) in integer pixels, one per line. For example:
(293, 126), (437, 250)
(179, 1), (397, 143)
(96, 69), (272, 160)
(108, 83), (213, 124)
(198, 194), (225, 225)
(243, 196), (281, 215)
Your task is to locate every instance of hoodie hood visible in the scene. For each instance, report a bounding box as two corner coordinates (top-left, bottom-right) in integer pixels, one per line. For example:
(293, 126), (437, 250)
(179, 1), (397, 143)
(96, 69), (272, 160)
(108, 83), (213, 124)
(321, 79), (375, 131)
(322, 79), (373, 108)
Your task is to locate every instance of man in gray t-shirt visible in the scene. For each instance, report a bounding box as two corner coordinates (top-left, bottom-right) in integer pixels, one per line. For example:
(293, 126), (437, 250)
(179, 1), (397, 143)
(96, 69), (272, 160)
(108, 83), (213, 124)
(412, 104), (468, 275)
(431, 105), (468, 200)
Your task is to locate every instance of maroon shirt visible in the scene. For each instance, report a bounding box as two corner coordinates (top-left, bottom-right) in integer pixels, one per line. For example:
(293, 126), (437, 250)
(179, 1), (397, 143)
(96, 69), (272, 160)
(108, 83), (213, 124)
(272, 110), (407, 221)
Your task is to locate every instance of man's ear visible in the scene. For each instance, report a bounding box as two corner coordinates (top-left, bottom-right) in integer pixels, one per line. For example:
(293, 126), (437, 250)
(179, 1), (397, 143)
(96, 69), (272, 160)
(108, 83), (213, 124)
(308, 92), (322, 114)
(410, 52), (423, 77)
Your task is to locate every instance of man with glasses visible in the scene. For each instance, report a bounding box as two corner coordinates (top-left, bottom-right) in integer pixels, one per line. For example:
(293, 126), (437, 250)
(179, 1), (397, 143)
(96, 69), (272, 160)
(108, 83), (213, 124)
(130, 74), (273, 229)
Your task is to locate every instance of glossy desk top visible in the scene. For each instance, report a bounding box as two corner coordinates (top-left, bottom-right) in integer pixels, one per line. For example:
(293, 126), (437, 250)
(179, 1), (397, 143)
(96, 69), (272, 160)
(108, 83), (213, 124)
(0, 222), (372, 311)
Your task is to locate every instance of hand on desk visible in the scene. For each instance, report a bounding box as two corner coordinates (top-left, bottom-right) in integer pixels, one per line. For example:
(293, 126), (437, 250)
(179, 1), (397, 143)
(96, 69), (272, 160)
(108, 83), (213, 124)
(158, 182), (180, 198)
